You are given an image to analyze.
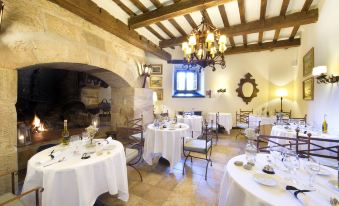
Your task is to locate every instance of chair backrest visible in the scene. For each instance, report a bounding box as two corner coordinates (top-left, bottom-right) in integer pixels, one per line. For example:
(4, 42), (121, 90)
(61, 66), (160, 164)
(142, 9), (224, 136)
(296, 131), (339, 161)
(275, 109), (292, 118)
(236, 109), (253, 126)
(178, 111), (184, 115)
(202, 123), (214, 150)
(256, 133), (309, 154)
(122, 115), (144, 144)
(289, 114), (307, 125)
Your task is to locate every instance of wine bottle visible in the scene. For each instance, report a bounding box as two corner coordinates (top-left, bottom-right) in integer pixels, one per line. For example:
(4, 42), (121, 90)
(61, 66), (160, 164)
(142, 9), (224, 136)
(61, 120), (70, 145)
(322, 115), (328, 133)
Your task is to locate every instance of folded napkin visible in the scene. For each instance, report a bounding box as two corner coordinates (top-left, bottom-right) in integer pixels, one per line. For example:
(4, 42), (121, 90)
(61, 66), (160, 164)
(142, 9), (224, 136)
(286, 185), (316, 206)
(103, 137), (115, 150)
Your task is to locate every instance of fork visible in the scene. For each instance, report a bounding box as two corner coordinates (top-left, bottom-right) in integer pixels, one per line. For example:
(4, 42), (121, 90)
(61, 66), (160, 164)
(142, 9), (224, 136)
(43, 157), (66, 167)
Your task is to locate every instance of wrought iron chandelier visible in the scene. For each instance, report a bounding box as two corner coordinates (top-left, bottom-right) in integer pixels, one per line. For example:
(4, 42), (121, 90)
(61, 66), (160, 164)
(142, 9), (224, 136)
(181, 15), (227, 72)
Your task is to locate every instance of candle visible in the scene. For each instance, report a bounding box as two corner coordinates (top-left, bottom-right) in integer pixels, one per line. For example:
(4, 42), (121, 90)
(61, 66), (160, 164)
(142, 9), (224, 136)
(93, 121), (97, 128)
(19, 135), (25, 144)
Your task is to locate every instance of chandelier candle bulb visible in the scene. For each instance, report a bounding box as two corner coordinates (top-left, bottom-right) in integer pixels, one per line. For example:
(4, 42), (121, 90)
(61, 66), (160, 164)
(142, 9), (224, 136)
(189, 35), (196, 46)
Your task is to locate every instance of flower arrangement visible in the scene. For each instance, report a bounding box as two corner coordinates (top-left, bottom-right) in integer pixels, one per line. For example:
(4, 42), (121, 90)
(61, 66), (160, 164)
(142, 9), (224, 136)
(85, 125), (98, 138)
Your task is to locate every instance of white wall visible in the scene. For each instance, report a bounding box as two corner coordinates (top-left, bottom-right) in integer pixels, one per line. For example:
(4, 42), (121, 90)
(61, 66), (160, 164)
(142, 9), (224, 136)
(295, 0), (339, 134)
(147, 46), (299, 125)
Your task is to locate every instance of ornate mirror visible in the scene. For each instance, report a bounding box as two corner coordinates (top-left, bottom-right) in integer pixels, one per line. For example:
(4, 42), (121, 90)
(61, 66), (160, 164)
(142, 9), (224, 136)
(236, 73), (259, 104)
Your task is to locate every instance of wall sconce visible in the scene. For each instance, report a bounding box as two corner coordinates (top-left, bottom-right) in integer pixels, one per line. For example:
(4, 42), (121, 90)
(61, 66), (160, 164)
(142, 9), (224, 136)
(141, 64), (151, 88)
(312, 66), (339, 84)
(0, 0), (4, 31)
(217, 88), (226, 94)
(17, 123), (32, 146)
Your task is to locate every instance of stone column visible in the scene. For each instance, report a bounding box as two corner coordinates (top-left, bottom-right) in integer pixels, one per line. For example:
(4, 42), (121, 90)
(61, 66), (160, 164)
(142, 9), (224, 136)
(111, 87), (135, 129)
(0, 68), (18, 194)
(134, 88), (154, 126)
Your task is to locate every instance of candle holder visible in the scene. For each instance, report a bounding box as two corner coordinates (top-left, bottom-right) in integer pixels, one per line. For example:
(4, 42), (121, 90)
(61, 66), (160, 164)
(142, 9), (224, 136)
(17, 122), (32, 146)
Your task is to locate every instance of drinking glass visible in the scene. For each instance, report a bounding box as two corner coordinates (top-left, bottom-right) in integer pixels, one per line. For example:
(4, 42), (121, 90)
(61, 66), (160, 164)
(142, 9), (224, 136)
(282, 150), (300, 182)
(305, 160), (320, 188)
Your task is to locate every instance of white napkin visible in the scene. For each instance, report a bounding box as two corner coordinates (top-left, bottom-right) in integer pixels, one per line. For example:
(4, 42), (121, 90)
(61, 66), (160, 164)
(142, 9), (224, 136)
(287, 189), (315, 206)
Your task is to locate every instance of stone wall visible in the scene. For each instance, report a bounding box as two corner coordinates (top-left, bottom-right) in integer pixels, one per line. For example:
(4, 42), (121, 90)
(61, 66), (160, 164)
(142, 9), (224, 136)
(0, 68), (18, 194)
(0, 0), (153, 194)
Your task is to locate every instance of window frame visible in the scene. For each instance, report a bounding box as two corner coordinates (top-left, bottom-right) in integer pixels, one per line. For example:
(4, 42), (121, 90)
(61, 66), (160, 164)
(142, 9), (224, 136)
(172, 68), (205, 98)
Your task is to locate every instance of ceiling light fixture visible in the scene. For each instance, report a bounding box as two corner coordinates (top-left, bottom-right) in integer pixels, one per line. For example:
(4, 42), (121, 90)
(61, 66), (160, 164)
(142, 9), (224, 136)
(181, 12), (227, 72)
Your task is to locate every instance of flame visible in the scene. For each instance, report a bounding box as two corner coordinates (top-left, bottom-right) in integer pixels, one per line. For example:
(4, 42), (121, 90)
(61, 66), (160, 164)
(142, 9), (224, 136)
(32, 115), (46, 132)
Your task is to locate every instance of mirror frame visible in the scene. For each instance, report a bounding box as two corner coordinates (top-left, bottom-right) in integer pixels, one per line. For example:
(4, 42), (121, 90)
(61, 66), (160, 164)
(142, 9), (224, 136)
(236, 73), (259, 104)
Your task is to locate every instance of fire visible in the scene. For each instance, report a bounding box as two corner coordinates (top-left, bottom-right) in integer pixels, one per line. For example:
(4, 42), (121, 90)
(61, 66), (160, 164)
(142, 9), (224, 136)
(32, 115), (46, 132)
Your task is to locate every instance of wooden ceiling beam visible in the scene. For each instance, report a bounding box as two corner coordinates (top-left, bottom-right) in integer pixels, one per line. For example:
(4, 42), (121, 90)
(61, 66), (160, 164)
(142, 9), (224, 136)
(128, 0), (234, 29)
(150, 0), (162, 8)
(258, 0), (267, 45)
(201, 10), (213, 26)
(130, 0), (148, 13)
(184, 14), (197, 29)
(218, 4), (235, 47)
(289, 0), (313, 40)
(237, 0), (247, 46)
(111, 0), (136, 16)
(169, 19), (187, 36)
(48, 0), (171, 60)
(167, 39), (300, 61)
(273, 0), (290, 42)
(160, 9), (318, 48)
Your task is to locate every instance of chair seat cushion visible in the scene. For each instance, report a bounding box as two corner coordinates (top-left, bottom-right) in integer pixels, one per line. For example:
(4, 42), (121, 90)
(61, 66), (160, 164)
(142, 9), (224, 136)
(130, 132), (143, 140)
(184, 139), (211, 153)
(236, 123), (248, 129)
(0, 193), (24, 206)
(125, 148), (139, 163)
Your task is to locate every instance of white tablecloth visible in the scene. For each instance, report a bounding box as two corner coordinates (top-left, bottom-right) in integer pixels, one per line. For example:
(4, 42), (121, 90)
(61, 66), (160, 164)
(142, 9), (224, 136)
(208, 112), (232, 134)
(22, 140), (128, 206)
(143, 123), (189, 171)
(177, 115), (202, 138)
(218, 153), (339, 206)
(249, 115), (276, 126)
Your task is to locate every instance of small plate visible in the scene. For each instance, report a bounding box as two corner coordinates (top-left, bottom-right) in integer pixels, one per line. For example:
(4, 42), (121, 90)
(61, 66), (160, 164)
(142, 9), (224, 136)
(328, 180), (339, 191)
(318, 167), (331, 176)
(253, 173), (277, 187)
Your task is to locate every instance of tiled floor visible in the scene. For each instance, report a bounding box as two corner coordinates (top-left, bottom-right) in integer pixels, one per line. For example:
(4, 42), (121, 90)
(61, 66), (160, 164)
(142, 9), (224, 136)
(97, 130), (247, 206)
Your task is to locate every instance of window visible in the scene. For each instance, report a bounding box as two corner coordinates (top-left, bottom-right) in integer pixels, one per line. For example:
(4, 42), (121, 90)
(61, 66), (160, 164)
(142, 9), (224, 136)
(173, 67), (204, 98)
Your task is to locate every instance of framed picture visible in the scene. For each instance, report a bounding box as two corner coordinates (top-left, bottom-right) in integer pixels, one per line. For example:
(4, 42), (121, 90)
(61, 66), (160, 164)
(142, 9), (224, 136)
(303, 77), (314, 100)
(303, 48), (314, 77)
(149, 76), (163, 88)
(150, 64), (163, 75)
(154, 89), (163, 101)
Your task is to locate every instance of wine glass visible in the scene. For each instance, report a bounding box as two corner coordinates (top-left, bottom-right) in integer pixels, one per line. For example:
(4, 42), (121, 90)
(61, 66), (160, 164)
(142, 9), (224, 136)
(304, 159), (320, 188)
(282, 150), (300, 183)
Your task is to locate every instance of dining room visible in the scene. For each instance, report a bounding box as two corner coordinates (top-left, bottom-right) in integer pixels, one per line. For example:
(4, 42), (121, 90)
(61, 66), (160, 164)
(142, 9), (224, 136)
(0, 0), (339, 206)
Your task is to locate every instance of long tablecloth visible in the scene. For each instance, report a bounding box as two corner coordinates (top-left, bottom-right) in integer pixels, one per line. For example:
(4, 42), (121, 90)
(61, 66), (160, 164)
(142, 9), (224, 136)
(208, 112), (232, 134)
(143, 123), (189, 171)
(177, 115), (202, 138)
(218, 153), (339, 206)
(22, 140), (128, 206)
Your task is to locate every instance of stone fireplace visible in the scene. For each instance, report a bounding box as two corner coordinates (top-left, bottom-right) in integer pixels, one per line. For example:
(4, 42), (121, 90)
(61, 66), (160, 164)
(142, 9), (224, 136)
(0, 0), (156, 193)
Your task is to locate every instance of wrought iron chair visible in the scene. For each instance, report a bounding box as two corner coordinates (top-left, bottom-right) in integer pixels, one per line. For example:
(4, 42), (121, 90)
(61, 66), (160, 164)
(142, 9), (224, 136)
(117, 115), (144, 182)
(235, 109), (253, 138)
(296, 130), (339, 167)
(274, 109), (292, 118)
(182, 123), (214, 180)
(193, 111), (202, 116)
(289, 114), (307, 125)
(0, 171), (44, 206)
(208, 112), (219, 143)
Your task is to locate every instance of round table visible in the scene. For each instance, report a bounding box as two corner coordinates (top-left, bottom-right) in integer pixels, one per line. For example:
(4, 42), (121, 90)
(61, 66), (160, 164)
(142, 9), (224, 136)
(218, 153), (339, 206)
(208, 112), (232, 134)
(143, 123), (189, 171)
(249, 115), (276, 126)
(177, 115), (202, 138)
(22, 140), (129, 206)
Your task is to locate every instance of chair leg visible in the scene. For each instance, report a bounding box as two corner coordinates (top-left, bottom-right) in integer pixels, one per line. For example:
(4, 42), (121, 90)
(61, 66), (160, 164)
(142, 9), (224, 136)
(190, 156), (193, 163)
(205, 160), (210, 180)
(182, 153), (190, 175)
(128, 165), (143, 182)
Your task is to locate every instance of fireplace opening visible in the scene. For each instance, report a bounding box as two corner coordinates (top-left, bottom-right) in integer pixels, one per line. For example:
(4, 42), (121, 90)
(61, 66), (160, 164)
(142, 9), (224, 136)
(16, 67), (112, 145)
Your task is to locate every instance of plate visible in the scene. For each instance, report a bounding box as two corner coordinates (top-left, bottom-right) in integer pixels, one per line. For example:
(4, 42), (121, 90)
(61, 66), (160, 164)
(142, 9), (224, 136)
(253, 173), (277, 187)
(318, 167), (331, 176)
(328, 180), (339, 191)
